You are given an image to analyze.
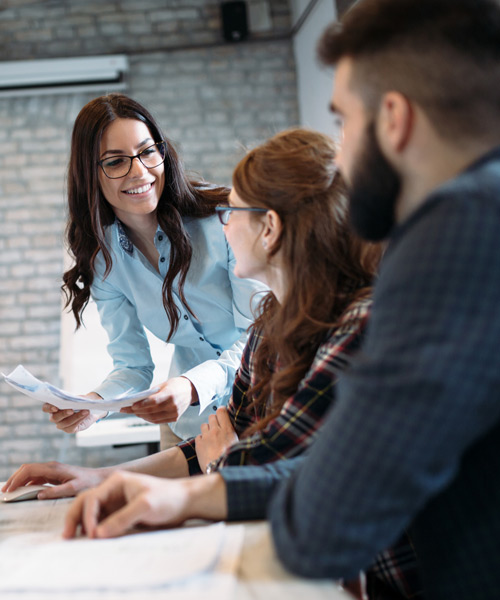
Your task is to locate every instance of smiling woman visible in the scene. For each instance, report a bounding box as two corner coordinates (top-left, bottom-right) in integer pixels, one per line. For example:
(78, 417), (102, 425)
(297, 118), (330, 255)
(45, 93), (265, 447)
(97, 119), (166, 226)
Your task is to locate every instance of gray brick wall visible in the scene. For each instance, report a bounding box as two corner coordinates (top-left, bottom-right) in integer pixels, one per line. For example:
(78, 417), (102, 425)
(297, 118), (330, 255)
(0, 0), (291, 59)
(0, 1), (299, 480)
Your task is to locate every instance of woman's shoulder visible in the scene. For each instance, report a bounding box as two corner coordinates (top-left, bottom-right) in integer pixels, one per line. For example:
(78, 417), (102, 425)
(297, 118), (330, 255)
(247, 324), (264, 349)
(303, 312), (368, 384)
(337, 295), (372, 328)
(182, 211), (227, 249)
(320, 295), (372, 353)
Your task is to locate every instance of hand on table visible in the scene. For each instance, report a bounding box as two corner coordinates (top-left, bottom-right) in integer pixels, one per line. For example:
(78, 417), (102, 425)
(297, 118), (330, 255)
(120, 376), (197, 424)
(63, 471), (192, 539)
(195, 407), (239, 473)
(2, 461), (107, 499)
(43, 392), (107, 434)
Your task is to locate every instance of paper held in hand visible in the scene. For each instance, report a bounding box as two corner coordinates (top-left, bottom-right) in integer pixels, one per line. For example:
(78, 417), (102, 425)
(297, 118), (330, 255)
(2, 365), (159, 411)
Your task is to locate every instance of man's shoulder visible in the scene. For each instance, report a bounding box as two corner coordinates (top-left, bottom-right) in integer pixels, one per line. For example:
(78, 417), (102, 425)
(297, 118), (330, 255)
(386, 168), (500, 272)
(436, 148), (500, 211)
(391, 147), (500, 246)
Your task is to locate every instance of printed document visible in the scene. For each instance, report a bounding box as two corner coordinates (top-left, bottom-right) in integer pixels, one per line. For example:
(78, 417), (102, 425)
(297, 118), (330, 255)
(2, 364), (158, 411)
(0, 521), (244, 600)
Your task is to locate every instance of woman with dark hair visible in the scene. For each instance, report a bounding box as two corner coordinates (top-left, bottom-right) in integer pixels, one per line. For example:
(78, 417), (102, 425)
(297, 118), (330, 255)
(6, 127), (381, 491)
(45, 93), (264, 446)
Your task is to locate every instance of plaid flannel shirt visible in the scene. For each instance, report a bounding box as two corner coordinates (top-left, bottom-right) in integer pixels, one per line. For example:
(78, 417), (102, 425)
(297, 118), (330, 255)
(178, 296), (371, 474)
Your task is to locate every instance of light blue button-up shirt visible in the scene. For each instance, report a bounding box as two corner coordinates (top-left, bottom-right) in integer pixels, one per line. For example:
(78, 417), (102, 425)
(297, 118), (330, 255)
(90, 214), (266, 440)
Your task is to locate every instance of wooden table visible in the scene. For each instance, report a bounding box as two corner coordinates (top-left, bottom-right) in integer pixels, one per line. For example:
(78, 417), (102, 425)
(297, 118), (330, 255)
(0, 496), (351, 600)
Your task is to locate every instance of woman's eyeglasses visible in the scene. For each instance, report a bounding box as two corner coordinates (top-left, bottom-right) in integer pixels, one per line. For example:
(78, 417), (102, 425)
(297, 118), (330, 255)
(215, 206), (268, 225)
(99, 141), (166, 179)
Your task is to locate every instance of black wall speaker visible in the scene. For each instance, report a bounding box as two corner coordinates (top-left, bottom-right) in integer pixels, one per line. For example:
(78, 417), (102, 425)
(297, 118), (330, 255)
(221, 1), (248, 42)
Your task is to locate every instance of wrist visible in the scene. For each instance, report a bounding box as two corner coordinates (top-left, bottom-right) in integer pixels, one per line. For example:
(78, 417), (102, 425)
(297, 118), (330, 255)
(96, 465), (114, 483)
(180, 376), (199, 405)
(184, 473), (228, 521)
(205, 459), (220, 475)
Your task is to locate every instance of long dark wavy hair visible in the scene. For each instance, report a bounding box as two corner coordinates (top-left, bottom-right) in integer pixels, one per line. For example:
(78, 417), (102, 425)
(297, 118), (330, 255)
(232, 128), (382, 434)
(62, 93), (228, 340)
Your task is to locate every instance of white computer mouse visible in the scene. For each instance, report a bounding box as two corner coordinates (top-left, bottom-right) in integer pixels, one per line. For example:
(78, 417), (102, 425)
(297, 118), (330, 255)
(1, 484), (49, 503)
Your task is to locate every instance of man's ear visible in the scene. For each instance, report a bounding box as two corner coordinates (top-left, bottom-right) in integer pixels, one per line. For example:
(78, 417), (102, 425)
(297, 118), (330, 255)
(377, 91), (414, 153)
(262, 209), (282, 252)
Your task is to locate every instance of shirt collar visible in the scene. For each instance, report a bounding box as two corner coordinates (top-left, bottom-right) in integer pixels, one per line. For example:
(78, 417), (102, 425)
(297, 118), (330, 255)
(463, 143), (500, 173)
(115, 219), (134, 255)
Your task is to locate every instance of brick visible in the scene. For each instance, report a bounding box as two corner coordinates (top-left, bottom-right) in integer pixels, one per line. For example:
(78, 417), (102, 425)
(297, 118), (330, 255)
(0, 223), (21, 236)
(126, 23), (152, 35)
(7, 236), (30, 248)
(21, 319), (60, 334)
(2, 155), (27, 167)
(28, 305), (63, 319)
(0, 321), (21, 335)
(68, 3), (115, 16)
(15, 29), (53, 43)
(3, 182), (28, 194)
(149, 9), (196, 22)
(77, 25), (99, 37)
(0, 249), (23, 264)
(99, 23), (126, 36)
(10, 263), (36, 278)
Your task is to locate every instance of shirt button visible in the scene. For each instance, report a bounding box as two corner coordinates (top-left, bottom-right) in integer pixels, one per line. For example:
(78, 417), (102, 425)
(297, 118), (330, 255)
(216, 351), (221, 356)
(199, 337), (204, 342)
(158, 235), (163, 241)
(213, 405), (217, 411)
(184, 315), (189, 320)
(160, 257), (165, 263)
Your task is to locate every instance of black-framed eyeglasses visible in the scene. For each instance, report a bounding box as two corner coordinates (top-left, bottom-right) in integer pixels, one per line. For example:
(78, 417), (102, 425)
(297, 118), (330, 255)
(215, 205), (268, 225)
(98, 141), (167, 179)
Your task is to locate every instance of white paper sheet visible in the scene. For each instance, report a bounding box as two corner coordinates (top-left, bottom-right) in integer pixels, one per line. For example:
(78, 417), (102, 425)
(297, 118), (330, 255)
(2, 365), (159, 411)
(0, 522), (244, 599)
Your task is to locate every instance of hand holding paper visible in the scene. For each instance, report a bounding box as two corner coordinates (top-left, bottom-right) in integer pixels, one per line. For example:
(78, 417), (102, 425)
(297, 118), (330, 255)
(120, 375), (197, 423)
(2, 365), (158, 412)
(43, 398), (107, 434)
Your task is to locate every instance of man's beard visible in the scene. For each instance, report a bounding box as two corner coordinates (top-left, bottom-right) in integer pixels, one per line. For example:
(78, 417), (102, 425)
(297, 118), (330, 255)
(347, 122), (401, 242)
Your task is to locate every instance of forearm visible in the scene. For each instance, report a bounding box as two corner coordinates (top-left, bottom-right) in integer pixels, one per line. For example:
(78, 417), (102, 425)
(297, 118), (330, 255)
(104, 446), (190, 479)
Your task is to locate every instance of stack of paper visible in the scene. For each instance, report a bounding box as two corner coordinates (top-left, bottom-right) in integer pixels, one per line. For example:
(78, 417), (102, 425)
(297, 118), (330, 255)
(0, 522), (244, 599)
(2, 365), (158, 412)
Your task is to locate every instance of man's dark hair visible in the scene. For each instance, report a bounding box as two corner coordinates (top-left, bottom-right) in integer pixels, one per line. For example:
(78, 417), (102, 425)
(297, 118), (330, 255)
(318, 0), (500, 142)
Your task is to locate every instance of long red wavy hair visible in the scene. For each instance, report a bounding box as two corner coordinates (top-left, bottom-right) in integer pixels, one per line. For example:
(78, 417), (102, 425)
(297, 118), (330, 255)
(232, 128), (382, 434)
